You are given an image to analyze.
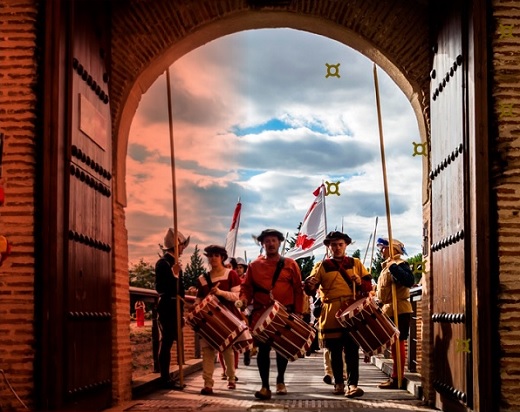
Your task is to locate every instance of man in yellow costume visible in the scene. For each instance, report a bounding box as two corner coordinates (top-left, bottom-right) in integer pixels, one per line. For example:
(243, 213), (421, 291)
(304, 231), (372, 398)
(376, 237), (415, 389)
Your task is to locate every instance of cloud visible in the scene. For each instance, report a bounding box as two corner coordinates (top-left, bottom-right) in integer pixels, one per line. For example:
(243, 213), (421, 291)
(125, 28), (423, 267)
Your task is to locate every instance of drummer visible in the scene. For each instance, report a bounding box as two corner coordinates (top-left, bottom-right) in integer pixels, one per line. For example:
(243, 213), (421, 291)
(194, 245), (242, 395)
(239, 229), (304, 400)
(304, 231), (372, 398)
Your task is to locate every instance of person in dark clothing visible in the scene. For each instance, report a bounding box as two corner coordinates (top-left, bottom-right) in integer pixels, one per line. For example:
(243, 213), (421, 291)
(155, 227), (190, 389)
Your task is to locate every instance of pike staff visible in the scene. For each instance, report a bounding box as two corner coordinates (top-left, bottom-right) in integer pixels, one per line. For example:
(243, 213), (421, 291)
(362, 233), (372, 267)
(373, 64), (402, 388)
(166, 67), (184, 386)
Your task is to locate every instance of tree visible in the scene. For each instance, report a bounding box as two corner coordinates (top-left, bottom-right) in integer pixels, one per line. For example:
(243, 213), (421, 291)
(183, 245), (207, 289)
(351, 249), (361, 259)
(407, 252), (424, 285)
(370, 249), (385, 281)
(297, 255), (316, 280)
(369, 250), (423, 285)
(129, 258), (155, 289)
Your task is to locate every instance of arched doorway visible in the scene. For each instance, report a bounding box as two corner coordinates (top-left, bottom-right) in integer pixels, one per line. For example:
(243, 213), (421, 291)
(37, 1), (493, 410)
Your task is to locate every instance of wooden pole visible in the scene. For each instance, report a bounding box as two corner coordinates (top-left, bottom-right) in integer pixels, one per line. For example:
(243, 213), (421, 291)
(373, 64), (402, 387)
(165, 68), (184, 386)
(281, 232), (289, 256)
(367, 216), (379, 275)
(362, 232), (372, 267)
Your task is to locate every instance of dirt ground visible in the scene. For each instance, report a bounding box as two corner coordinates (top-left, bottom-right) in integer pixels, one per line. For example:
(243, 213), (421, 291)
(130, 321), (155, 379)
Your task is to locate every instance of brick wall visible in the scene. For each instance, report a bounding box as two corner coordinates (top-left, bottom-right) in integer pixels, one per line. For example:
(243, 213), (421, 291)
(170, 313), (199, 366)
(6, 0), (520, 410)
(420, 205), (434, 403)
(414, 301), (423, 373)
(111, 201), (133, 404)
(491, 1), (520, 409)
(0, 0), (38, 410)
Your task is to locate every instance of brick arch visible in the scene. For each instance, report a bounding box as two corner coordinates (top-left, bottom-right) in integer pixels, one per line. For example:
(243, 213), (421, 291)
(109, 0), (431, 206)
(109, 8), (433, 401)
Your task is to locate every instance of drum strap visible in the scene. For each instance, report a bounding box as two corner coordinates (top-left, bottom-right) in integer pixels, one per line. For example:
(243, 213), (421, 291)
(271, 257), (286, 288)
(328, 258), (354, 289)
(203, 269), (231, 305)
(252, 257), (285, 295)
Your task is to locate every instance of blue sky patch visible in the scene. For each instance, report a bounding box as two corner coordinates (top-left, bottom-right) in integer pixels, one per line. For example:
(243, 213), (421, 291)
(231, 118), (293, 136)
(237, 169), (264, 180)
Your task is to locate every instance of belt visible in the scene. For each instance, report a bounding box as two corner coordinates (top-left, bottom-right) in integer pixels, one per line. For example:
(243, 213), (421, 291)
(323, 295), (353, 304)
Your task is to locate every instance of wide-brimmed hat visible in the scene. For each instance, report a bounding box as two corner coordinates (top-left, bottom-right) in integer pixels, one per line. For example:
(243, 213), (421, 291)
(163, 228), (190, 250)
(204, 245), (228, 261)
(257, 229), (284, 243)
(377, 237), (407, 255)
(323, 231), (352, 246)
(235, 257), (248, 267)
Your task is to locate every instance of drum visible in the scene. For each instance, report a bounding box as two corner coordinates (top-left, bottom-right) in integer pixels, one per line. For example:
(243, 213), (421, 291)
(335, 297), (399, 356)
(231, 328), (254, 354)
(252, 301), (316, 361)
(186, 294), (247, 352)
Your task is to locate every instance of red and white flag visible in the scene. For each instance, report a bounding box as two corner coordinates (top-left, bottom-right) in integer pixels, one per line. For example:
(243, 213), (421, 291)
(285, 185), (327, 260)
(225, 201), (242, 257)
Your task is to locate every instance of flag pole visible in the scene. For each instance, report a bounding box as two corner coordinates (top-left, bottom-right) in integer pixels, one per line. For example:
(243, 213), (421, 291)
(322, 183), (328, 235)
(373, 64), (401, 387)
(232, 197), (241, 257)
(368, 216), (379, 275)
(166, 67), (184, 386)
(281, 232), (289, 256)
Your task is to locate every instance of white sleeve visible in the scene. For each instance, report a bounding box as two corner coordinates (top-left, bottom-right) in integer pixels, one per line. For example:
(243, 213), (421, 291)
(217, 285), (240, 301)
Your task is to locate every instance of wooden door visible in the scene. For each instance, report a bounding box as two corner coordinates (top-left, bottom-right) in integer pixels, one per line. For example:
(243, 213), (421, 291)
(65, 1), (113, 409)
(429, 2), (472, 411)
(38, 0), (113, 409)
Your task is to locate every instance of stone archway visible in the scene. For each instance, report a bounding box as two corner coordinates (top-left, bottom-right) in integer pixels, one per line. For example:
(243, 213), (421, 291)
(107, 0), (434, 405)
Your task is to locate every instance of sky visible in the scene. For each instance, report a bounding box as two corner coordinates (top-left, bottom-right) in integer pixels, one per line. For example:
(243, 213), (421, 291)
(125, 28), (423, 269)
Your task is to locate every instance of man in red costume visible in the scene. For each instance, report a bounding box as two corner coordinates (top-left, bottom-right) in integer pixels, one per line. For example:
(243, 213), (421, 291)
(239, 229), (303, 400)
